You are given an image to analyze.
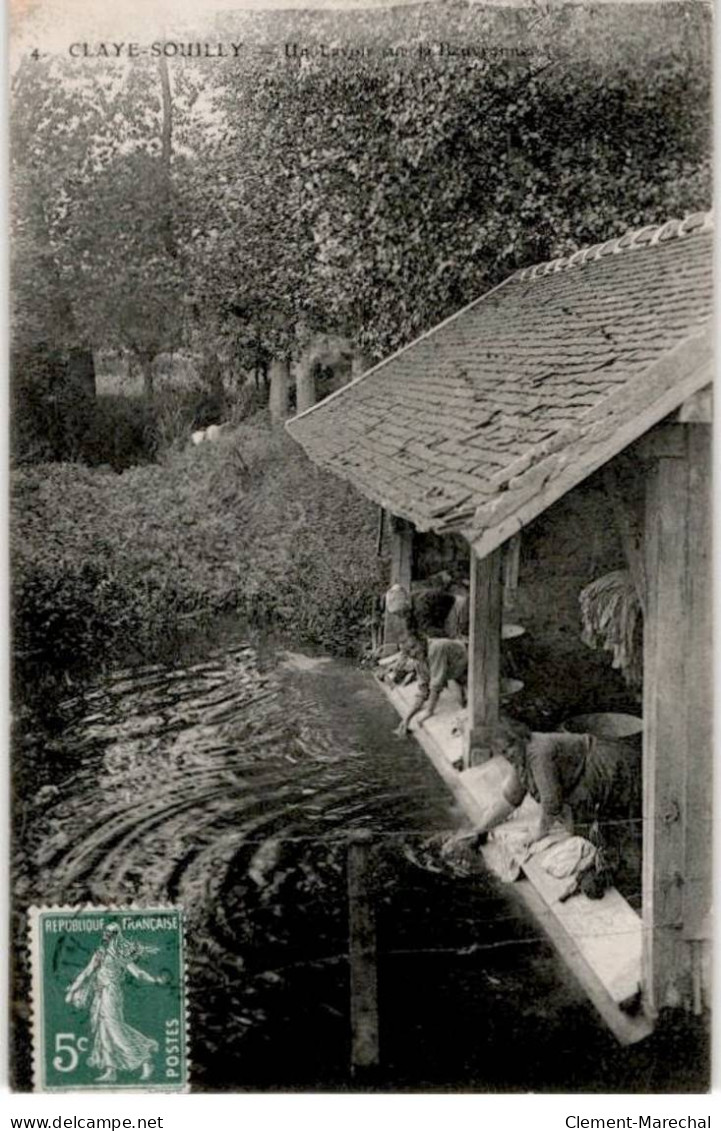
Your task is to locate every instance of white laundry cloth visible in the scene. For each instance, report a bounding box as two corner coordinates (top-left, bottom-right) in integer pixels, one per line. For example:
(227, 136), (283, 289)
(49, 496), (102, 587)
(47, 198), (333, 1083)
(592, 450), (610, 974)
(533, 834), (597, 880)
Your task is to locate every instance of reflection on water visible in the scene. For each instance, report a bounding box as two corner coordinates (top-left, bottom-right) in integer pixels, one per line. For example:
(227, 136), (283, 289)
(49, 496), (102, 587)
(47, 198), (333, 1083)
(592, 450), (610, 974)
(19, 645), (454, 897)
(13, 634), (707, 1092)
(13, 636), (465, 1088)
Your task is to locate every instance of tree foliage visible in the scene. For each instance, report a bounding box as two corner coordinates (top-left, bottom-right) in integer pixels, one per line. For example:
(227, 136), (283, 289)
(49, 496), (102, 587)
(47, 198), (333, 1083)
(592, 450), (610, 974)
(12, 426), (385, 677)
(11, 2), (713, 400)
(203, 0), (711, 356)
(11, 56), (204, 392)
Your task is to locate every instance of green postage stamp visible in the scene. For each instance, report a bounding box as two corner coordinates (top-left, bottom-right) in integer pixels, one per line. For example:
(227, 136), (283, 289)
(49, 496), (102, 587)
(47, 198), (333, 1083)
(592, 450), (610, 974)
(29, 906), (188, 1092)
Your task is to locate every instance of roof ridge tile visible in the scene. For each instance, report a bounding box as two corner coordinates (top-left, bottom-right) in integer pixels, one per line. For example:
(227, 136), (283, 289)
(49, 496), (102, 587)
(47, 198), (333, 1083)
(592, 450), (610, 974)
(515, 211), (712, 283)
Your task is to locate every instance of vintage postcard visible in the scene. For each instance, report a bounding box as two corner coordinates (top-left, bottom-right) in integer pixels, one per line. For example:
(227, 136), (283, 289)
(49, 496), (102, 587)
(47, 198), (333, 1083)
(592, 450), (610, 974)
(9, 0), (713, 1096)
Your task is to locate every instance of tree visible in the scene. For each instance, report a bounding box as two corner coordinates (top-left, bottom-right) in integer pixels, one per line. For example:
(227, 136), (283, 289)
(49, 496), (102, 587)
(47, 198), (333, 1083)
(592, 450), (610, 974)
(11, 55), (203, 399)
(11, 1), (712, 422)
(205, 0), (711, 358)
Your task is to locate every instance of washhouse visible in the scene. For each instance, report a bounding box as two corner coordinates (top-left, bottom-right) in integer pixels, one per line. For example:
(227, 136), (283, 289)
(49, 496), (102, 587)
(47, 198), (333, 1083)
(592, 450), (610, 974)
(287, 213), (713, 1045)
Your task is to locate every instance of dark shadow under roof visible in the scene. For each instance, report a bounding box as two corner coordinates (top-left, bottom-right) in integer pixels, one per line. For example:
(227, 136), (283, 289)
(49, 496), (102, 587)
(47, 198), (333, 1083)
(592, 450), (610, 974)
(287, 214), (713, 556)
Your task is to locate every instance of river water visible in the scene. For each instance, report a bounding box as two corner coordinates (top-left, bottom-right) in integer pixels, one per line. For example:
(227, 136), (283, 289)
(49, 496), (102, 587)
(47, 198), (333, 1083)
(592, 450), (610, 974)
(11, 629), (708, 1092)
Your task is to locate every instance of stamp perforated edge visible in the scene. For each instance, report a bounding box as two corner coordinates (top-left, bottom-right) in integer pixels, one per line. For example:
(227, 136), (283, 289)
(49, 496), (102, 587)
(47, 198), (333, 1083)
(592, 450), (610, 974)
(28, 903), (190, 1093)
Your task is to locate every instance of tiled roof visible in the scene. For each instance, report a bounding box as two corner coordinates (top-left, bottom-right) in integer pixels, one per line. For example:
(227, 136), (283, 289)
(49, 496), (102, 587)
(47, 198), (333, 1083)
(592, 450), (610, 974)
(287, 213), (713, 556)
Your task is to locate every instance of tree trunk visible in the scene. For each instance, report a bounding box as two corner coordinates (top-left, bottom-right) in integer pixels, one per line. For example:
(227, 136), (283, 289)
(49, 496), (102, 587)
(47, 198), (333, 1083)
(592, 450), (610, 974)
(201, 354), (225, 405)
(269, 358), (290, 424)
(295, 357), (316, 414)
(352, 350), (371, 379)
(136, 351), (156, 401)
(158, 56), (176, 259)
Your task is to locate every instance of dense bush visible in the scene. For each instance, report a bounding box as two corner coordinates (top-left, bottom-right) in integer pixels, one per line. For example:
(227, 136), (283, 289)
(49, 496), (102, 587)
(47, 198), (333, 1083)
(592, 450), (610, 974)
(79, 395), (159, 469)
(13, 377), (271, 472)
(11, 422), (386, 679)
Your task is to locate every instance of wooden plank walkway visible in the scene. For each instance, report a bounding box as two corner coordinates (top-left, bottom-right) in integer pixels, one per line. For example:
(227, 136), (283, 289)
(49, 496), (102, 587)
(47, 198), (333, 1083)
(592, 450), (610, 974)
(377, 675), (653, 1045)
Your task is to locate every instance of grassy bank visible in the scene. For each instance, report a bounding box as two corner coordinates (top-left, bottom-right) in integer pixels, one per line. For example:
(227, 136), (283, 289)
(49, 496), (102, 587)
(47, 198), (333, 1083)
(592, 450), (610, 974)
(11, 418), (386, 684)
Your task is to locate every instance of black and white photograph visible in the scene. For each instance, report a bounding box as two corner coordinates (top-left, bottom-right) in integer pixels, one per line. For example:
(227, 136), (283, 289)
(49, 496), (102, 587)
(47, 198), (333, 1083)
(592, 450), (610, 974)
(8, 0), (713, 1099)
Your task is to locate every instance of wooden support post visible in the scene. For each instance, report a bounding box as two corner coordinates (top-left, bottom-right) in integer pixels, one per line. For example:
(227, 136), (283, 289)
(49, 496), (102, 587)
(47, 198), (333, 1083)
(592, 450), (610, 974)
(383, 516), (413, 645)
(295, 358), (317, 414)
(268, 358), (290, 424)
(642, 433), (690, 1016)
(376, 507), (385, 557)
(465, 547), (502, 767)
(347, 832), (379, 1078)
(681, 426), (712, 1010)
(502, 534), (521, 609)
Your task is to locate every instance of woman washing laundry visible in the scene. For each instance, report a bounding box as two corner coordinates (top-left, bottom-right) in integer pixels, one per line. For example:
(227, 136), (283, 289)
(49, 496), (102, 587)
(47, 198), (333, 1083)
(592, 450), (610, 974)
(392, 630), (468, 735)
(452, 716), (640, 851)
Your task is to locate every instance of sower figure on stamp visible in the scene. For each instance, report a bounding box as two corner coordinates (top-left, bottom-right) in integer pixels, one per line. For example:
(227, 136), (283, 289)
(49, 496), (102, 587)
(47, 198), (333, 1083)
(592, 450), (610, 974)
(65, 924), (167, 1083)
(393, 631), (468, 735)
